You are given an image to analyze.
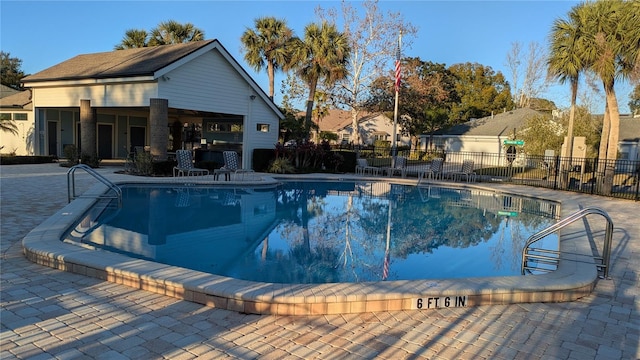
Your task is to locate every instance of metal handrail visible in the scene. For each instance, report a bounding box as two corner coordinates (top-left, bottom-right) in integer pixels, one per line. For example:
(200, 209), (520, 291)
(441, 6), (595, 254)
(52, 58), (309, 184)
(521, 207), (614, 278)
(67, 164), (122, 207)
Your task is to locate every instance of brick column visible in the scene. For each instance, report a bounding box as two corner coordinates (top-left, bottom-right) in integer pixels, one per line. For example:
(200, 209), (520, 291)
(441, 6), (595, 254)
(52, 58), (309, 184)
(80, 99), (96, 157)
(149, 98), (169, 160)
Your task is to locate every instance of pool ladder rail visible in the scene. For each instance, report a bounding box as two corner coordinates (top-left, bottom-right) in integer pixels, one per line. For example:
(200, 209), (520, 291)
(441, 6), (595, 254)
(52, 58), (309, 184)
(521, 207), (613, 279)
(67, 164), (122, 208)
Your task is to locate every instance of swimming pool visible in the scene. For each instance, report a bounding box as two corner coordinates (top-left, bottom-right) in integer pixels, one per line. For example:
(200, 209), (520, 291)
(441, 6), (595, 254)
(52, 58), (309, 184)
(23, 174), (599, 315)
(65, 181), (559, 284)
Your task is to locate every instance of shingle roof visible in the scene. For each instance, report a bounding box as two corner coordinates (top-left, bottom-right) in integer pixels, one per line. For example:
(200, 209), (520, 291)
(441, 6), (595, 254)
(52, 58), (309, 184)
(310, 109), (381, 132)
(434, 108), (544, 136)
(620, 115), (640, 142)
(0, 89), (32, 109)
(0, 84), (20, 98)
(22, 40), (216, 82)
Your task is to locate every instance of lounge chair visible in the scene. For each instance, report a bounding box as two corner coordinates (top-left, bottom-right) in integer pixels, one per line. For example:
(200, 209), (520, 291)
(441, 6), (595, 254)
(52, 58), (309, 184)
(419, 158), (444, 182)
(384, 156), (407, 177)
(173, 149), (209, 177)
(450, 160), (476, 182)
(355, 158), (380, 176)
(222, 151), (254, 180)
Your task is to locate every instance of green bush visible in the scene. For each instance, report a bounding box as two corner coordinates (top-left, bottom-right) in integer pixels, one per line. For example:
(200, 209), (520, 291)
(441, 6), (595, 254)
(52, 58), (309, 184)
(268, 157), (295, 173)
(135, 152), (154, 176)
(63, 145), (79, 166)
(253, 148), (276, 172)
(80, 152), (101, 168)
(333, 150), (355, 173)
(152, 160), (177, 176)
(0, 155), (58, 165)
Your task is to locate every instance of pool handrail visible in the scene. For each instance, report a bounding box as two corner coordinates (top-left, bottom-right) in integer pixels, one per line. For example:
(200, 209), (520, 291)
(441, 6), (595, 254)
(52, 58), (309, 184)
(67, 164), (122, 207)
(521, 206), (613, 278)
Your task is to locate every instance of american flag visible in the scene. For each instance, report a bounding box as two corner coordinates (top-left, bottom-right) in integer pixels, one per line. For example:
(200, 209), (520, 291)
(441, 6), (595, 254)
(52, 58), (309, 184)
(394, 36), (401, 93)
(382, 249), (390, 280)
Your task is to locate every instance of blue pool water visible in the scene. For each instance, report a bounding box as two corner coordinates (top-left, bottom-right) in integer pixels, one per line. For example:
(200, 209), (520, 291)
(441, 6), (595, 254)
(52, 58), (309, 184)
(65, 181), (559, 284)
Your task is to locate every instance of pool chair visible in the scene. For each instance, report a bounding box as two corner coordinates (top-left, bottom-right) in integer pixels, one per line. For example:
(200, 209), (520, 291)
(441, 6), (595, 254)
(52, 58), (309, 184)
(419, 157), (444, 182)
(173, 149), (209, 177)
(222, 151), (254, 180)
(450, 160), (476, 182)
(384, 156), (407, 177)
(355, 158), (380, 176)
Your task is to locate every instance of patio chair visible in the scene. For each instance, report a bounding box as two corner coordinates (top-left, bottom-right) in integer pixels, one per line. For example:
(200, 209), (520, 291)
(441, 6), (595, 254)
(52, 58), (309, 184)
(173, 149), (209, 177)
(451, 160), (476, 182)
(418, 158), (444, 182)
(355, 158), (380, 176)
(222, 151), (254, 180)
(384, 156), (407, 177)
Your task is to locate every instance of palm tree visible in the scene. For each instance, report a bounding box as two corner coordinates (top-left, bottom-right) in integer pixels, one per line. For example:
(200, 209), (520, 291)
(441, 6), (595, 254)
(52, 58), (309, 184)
(241, 17), (294, 100)
(579, 0), (640, 194)
(149, 20), (204, 46)
(114, 29), (149, 50)
(1, 119), (18, 135)
(547, 3), (587, 181)
(290, 22), (350, 130)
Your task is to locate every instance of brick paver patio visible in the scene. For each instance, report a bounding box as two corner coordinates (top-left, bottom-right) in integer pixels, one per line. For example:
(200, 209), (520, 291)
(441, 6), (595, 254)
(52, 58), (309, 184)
(1, 163), (638, 359)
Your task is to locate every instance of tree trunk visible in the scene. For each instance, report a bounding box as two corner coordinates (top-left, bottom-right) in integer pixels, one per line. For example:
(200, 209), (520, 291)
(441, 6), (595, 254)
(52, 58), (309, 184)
(350, 108), (360, 144)
(597, 102), (611, 191)
(561, 81), (578, 188)
(602, 86), (621, 195)
(304, 77), (318, 137)
(267, 62), (275, 100)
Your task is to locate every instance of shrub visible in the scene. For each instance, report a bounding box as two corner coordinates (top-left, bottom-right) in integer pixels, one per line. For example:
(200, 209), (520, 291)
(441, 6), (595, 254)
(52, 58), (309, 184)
(253, 148), (276, 172)
(135, 152), (154, 176)
(80, 152), (101, 168)
(62, 144), (79, 166)
(0, 155), (57, 165)
(268, 157), (295, 173)
(152, 160), (177, 176)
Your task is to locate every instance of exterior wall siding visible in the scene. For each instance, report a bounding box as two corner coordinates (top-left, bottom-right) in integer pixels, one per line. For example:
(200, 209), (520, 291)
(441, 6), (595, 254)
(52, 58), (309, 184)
(158, 50), (250, 115)
(32, 83), (159, 107)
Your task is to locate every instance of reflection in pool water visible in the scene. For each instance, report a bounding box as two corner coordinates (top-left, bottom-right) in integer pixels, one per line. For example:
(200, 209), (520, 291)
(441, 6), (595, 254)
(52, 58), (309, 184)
(66, 181), (559, 284)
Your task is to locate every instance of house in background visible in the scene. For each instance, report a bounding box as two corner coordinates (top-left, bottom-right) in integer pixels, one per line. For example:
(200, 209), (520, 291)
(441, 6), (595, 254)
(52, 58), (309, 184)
(313, 109), (411, 147)
(422, 107), (640, 165)
(20, 39), (283, 169)
(421, 108), (543, 155)
(0, 88), (33, 155)
(618, 114), (640, 162)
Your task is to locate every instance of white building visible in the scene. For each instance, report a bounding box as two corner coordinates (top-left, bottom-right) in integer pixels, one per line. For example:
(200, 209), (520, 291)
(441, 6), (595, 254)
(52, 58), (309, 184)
(18, 40), (283, 169)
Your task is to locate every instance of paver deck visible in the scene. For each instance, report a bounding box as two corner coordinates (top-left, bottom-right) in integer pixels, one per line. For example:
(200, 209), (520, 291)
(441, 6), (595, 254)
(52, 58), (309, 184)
(1, 163), (638, 359)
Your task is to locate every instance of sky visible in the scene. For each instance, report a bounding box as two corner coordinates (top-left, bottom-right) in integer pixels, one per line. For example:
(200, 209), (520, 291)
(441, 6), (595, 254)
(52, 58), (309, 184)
(0, 0), (634, 114)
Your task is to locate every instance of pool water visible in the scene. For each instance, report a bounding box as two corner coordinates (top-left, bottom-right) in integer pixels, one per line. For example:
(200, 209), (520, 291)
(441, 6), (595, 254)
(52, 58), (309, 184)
(65, 181), (559, 284)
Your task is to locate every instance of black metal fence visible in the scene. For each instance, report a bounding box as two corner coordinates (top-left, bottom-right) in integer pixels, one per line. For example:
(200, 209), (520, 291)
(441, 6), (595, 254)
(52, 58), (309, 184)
(346, 146), (640, 201)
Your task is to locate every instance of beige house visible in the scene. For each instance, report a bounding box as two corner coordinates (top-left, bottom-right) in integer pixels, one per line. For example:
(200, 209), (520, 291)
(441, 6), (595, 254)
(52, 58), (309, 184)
(20, 40), (283, 169)
(313, 109), (411, 147)
(0, 89), (33, 155)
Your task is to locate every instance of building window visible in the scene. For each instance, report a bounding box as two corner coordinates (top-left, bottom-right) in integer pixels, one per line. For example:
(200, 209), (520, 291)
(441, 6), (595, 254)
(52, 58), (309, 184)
(0, 113), (11, 121)
(341, 134), (350, 141)
(257, 123), (269, 132)
(13, 113), (27, 121)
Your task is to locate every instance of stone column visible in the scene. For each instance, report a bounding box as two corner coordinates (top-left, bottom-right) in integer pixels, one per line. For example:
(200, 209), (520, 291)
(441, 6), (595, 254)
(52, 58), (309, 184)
(149, 98), (169, 160)
(80, 99), (96, 157)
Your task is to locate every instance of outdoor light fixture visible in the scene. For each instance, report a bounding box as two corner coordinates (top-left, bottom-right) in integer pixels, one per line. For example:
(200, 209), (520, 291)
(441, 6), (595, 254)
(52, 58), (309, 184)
(249, 95), (256, 100)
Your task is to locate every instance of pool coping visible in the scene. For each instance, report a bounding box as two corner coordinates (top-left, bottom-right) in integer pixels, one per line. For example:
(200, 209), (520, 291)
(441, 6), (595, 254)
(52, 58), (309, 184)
(22, 173), (598, 315)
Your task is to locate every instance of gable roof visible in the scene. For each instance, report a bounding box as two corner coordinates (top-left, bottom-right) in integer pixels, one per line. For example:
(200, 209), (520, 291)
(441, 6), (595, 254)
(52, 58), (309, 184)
(0, 84), (20, 98)
(620, 115), (640, 142)
(22, 40), (217, 82)
(0, 89), (32, 110)
(21, 40), (283, 119)
(312, 109), (384, 132)
(435, 108), (545, 137)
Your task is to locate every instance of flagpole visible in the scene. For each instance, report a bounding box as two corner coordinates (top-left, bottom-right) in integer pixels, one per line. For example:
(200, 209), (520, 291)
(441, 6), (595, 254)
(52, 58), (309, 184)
(383, 192), (392, 280)
(392, 31), (402, 167)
